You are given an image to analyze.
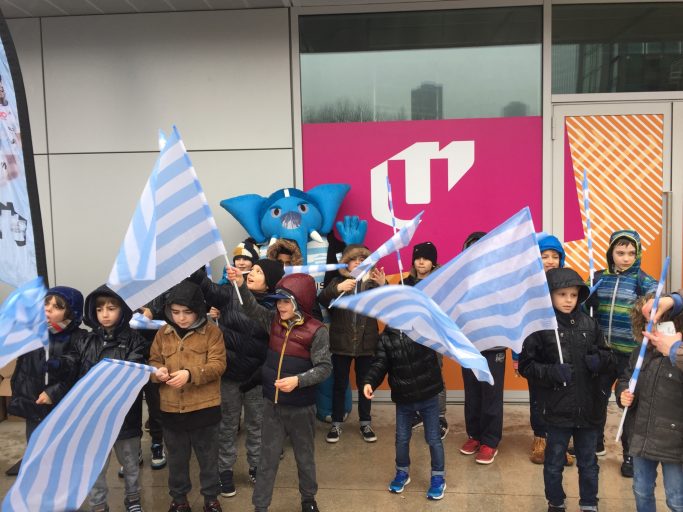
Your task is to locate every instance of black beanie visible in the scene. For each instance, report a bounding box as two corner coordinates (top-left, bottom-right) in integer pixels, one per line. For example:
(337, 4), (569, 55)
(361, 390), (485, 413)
(463, 231), (486, 250)
(412, 242), (437, 265)
(253, 258), (285, 293)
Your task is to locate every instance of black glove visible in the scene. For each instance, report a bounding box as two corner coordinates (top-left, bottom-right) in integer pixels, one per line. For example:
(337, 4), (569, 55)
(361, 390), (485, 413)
(42, 358), (60, 373)
(550, 363), (573, 384)
(584, 353), (601, 373)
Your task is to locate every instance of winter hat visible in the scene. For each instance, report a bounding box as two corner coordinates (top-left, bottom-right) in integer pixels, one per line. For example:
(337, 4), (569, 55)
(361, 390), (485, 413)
(233, 239), (259, 264)
(463, 232), (486, 250)
(412, 242), (438, 265)
(253, 258), (286, 293)
(341, 244), (371, 264)
(536, 232), (566, 268)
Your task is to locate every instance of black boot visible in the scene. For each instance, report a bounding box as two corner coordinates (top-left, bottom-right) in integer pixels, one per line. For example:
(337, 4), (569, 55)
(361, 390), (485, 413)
(302, 500), (320, 512)
(621, 455), (634, 478)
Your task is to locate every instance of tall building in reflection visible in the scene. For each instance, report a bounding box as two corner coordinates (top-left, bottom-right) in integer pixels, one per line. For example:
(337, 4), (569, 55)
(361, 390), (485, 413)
(411, 82), (443, 120)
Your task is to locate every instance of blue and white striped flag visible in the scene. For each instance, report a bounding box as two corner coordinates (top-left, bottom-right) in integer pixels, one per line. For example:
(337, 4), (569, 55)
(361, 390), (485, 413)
(2, 359), (155, 512)
(284, 263), (347, 275)
(0, 277), (47, 368)
(107, 126), (226, 311)
(129, 312), (166, 331)
(418, 207), (557, 353)
(350, 212), (423, 279)
(335, 285), (493, 384)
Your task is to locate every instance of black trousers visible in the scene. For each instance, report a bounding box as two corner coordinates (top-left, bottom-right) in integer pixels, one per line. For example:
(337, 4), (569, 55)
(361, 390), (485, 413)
(332, 354), (373, 424)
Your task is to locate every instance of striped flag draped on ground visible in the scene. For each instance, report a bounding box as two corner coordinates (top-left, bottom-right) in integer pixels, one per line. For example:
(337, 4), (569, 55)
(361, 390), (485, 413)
(335, 284), (493, 383)
(350, 212), (423, 279)
(284, 263), (347, 275)
(0, 277), (47, 368)
(2, 359), (156, 512)
(107, 126), (226, 311)
(418, 207), (557, 353)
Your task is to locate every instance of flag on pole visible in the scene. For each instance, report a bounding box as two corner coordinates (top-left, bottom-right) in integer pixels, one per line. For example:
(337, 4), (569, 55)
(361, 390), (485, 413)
(418, 207), (557, 353)
(0, 276), (47, 368)
(107, 126), (226, 311)
(2, 359), (155, 512)
(350, 212), (423, 279)
(284, 263), (347, 275)
(335, 285), (493, 384)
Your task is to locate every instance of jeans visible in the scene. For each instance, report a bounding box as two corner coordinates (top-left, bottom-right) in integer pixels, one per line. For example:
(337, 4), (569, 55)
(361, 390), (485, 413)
(544, 426), (599, 509)
(332, 354), (372, 425)
(395, 394), (445, 476)
(89, 437), (141, 510)
(218, 379), (264, 471)
(633, 456), (683, 512)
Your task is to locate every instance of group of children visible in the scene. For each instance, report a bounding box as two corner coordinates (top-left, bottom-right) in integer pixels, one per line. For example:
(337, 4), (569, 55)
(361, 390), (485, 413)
(5, 226), (683, 512)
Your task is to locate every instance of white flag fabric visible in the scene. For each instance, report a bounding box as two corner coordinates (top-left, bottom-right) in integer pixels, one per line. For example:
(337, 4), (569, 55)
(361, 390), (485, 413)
(335, 285), (493, 384)
(417, 207), (558, 353)
(0, 276), (47, 369)
(284, 263), (347, 275)
(107, 126), (226, 311)
(2, 359), (155, 512)
(350, 212), (422, 279)
(129, 312), (166, 331)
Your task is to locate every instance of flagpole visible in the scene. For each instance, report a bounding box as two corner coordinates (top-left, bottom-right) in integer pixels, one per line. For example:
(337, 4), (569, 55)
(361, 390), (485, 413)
(386, 176), (405, 286)
(223, 255), (243, 305)
(553, 329), (567, 386)
(615, 257), (670, 442)
(582, 169), (595, 316)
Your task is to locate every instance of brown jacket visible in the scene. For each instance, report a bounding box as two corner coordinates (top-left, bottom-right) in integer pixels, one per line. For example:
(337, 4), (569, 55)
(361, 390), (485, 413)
(149, 321), (226, 414)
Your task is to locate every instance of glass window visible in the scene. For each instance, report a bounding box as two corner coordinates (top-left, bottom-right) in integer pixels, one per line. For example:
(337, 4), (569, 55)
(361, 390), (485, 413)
(553, 3), (683, 94)
(299, 7), (542, 123)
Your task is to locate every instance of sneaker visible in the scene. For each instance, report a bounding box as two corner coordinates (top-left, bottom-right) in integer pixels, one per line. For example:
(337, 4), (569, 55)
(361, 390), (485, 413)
(596, 438), (607, 456)
(529, 436), (546, 464)
(124, 496), (144, 512)
(168, 502), (191, 512)
(426, 475), (446, 500)
(326, 425), (342, 443)
(388, 469), (410, 493)
(460, 437), (480, 455)
(360, 424), (377, 442)
(219, 469), (236, 497)
(475, 444), (498, 465)
(439, 418), (449, 440)
(151, 443), (167, 470)
(547, 506), (566, 512)
(203, 501), (222, 512)
(5, 459), (21, 476)
(621, 456), (634, 478)
(301, 501), (320, 512)
(248, 466), (257, 484)
(411, 413), (423, 429)
(118, 451), (143, 478)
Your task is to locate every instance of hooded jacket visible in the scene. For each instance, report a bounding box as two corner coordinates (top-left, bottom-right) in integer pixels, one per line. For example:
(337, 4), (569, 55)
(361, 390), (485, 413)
(519, 268), (613, 428)
(9, 286), (86, 422)
(238, 273), (332, 407)
(585, 230), (657, 355)
(266, 238), (304, 266)
(65, 285), (147, 439)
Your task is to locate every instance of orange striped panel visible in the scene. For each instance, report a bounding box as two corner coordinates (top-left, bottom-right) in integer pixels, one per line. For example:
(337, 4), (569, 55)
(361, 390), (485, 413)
(563, 114), (663, 279)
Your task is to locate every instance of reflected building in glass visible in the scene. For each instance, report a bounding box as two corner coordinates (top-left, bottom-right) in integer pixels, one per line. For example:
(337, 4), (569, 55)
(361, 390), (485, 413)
(411, 82), (443, 120)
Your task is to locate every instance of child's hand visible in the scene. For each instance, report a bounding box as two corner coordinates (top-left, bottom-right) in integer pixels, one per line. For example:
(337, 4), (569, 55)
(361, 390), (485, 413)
(209, 307), (220, 320)
(226, 266), (244, 287)
(620, 390), (634, 407)
(155, 367), (170, 382)
(35, 392), (52, 405)
(139, 307), (153, 320)
(274, 376), (299, 392)
(642, 296), (673, 322)
(337, 279), (356, 293)
(363, 384), (374, 399)
(167, 369), (190, 388)
(370, 267), (386, 285)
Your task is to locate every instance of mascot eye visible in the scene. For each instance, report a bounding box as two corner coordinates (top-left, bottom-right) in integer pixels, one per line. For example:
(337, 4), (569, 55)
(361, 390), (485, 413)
(271, 208), (281, 218)
(298, 204), (309, 213)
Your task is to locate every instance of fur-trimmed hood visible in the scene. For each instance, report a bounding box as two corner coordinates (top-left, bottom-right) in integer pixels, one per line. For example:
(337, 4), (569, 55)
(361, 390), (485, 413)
(339, 244), (371, 278)
(266, 238), (303, 267)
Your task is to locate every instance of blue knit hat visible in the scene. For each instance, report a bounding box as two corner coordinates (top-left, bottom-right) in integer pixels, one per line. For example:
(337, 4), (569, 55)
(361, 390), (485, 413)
(536, 232), (565, 268)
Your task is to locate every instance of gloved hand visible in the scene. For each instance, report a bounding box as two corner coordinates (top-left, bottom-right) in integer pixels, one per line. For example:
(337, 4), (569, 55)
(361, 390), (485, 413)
(550, 363), (573, 385)
(584, 353), (601, 373)
(42, 358), (60, 373)
(336, 216), (368, 245)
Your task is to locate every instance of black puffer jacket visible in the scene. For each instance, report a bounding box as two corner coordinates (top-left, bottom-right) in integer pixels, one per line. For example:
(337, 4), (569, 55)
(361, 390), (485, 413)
(519, 268), (613, 428)
(9, 286), (86, 422)
(363, 328), (443, 404)
(616, 347), (683, 464)
(66, 285), (147, 440)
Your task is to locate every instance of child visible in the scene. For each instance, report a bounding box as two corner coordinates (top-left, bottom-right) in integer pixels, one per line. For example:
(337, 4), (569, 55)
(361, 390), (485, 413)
(197, 258), (284, 496)
(458, 231), (507, 465)
(227, 268), (331, 512)
(585, 229), (657, 477)
(318, 244), (385, 444)
(519, 268), (612, 512)
(617, 298), (683, 512)
(362, 327), (446, 501)
(66, 285), (147, 512)
(9, 287), (85, 441)
(403, 241), (449, 439)
(149, 280), (226, 512)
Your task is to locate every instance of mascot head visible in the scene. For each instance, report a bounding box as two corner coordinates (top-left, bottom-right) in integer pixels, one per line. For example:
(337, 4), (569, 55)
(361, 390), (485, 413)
(220, 184), (350, 263)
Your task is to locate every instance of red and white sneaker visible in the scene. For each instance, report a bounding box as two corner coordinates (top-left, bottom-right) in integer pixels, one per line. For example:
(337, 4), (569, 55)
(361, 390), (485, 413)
(459, 438), (480, 455)
(475, 444), (498, 464)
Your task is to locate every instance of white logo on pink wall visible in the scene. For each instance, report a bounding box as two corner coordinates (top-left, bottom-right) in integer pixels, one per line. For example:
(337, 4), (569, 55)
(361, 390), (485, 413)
(371, 141), (474, 228)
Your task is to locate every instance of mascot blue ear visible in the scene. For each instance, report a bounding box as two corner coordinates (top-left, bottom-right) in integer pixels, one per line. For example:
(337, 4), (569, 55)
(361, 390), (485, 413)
(306, 184), (350, 235)
(220, 194), (268, 243)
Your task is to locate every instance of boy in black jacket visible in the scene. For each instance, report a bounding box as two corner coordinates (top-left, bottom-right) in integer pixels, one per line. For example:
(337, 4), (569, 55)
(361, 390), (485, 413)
(362, 328), (446, 501)
(519, 268), (612, 512)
